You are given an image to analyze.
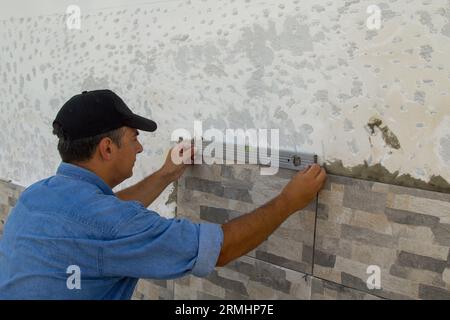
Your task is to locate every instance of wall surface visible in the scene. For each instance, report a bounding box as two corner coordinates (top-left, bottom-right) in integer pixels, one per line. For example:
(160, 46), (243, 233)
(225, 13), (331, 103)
(1, 0), (450, 219)
(172, 163), (450, 300)
(2, 165), (449, 300)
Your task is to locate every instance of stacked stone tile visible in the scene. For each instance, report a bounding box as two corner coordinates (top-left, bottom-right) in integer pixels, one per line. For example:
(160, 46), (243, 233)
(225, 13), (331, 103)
(174, 165), (450, 300)
(2, 165), (450, 300)
(0, 180), (23, 237)
(132, 279), (174, 300)
(315, 175), (450, 300)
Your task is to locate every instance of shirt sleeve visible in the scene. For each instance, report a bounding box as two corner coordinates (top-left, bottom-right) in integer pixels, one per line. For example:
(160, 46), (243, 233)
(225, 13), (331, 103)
(101, 203), (223, 279)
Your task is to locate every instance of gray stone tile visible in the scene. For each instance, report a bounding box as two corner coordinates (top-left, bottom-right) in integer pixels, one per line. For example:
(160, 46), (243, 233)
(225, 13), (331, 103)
(185, 177), (224, 197)
(199, 206), (235, 224)
(385, 208), (440, 227)
(389, 264), (409, 279)
(343, 187), (387, 214)
(317, 203), (329, 220)
(340, 224), (395, 248)
(419, 284), (450, 300)
(302, 245), (314, 265)
(247, 259), (291, 294)
(340, 272), (382, 296)
(185, 176), (253, 203)
(397, 251), (447, 273)
(314, 250), (336, 268)
(223, 187), (253, 203)
(431, 224), (450, 247)
(207, 271), (249, 296)
(221, 165), (254, 183)
(8, 197), (17, 207)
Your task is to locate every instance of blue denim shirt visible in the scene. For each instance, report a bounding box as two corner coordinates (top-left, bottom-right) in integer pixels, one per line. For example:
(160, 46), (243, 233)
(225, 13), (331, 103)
(0, 162), (223, 299)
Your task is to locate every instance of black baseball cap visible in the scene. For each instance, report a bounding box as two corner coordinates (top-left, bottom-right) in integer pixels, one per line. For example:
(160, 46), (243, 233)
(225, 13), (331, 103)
(52, 89), (157, 140)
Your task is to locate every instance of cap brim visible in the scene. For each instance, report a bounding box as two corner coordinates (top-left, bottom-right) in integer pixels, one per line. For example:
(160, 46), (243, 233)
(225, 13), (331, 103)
(124, 114), (157, 132)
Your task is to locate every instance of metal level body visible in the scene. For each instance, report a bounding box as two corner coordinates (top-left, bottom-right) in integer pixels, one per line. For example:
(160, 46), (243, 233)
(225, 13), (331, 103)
(183, 139), (318, 172)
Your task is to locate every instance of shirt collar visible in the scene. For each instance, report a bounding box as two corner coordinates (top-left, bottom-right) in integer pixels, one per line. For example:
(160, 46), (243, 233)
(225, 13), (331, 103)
(56, 162), (115, 196)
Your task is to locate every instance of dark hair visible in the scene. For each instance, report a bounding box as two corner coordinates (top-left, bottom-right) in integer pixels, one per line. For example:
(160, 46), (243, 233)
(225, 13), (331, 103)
(52, 124), (125, 163)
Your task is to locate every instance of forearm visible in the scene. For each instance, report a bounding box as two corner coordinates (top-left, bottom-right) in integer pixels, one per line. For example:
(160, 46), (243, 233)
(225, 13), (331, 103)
(115, 169), (173, 207)
(216, 194), (296, 267)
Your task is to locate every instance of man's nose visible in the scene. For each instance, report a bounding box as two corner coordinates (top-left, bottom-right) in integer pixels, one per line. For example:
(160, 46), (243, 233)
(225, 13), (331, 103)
(137, 142), (144, 154)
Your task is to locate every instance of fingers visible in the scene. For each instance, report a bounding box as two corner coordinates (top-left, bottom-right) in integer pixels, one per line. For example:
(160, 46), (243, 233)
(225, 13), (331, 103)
(299, 165), (310, 174)
(305, 163), (321, 177)
(316, 167), (326, 181)
(171, 141), (194, 165)
(181, 146), (197, 164)
(170, 146), (184, 165)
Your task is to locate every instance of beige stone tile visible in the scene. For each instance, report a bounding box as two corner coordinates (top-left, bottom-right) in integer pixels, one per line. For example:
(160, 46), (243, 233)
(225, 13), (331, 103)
(218, 267), (249, 283)
(313, 265), (341, 284)
(389, 194), (411, 211)
(386, 193), (395, 208)
(349, 209), (393, 235)
(0, 193), (8, 206)
(331, 183), (345, 192)
(391, 224), (434, 242)
(371, 183), (390, 194)
(398, 238), (449, 261)
(334, 256), (370, 280)
(174, 283), (197, 299)
(317, 236), (340, 252)
(201, 279), (226, 298)
(265, 235), (303, 262)
(381, 274), (419, 298)
(390, 194), (450, 220)
(406, 268), (446, 288)
(246, 282), (280, 299)
(286, 274), (311, 299)
(326, 207), (352, 225)
(408, 197), (450, 219)
(316, 220), (342, 238)
(190, 190), (257, 213)
(350, 243), (397, 269)
(319, 189), (344, 207)
(338, 239), (354, 260)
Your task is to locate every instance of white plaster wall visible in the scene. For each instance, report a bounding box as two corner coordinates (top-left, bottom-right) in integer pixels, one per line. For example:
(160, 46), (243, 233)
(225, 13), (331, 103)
(1, 0), (450, 216)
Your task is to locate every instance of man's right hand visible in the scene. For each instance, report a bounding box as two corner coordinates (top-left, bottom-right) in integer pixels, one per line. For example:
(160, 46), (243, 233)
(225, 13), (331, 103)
(278, 164), (327, 215)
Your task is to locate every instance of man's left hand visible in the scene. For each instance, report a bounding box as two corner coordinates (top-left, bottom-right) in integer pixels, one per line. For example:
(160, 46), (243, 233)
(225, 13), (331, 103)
(159, 141), (196, 182)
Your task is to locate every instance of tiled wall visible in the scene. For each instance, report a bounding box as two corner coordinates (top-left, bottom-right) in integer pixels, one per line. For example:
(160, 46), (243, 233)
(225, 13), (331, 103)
(315, 175), (450, 300)
(2, 166), (450, 300)
(132, 279), (174, 300)
(173, 164), (450, 300)
(178, 164), (316, 275)
(0, 180), (24, 238)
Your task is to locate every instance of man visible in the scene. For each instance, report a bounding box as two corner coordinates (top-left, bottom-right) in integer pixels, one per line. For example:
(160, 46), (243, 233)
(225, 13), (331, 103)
(0, 90), (326, 299)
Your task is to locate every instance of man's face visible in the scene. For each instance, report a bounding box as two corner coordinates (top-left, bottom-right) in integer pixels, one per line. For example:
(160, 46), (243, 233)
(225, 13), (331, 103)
(113, 126), (143, 179)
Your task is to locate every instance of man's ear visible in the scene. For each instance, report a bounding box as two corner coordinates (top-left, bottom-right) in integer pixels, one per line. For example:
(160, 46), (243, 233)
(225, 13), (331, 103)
(97, 137), (114, 161)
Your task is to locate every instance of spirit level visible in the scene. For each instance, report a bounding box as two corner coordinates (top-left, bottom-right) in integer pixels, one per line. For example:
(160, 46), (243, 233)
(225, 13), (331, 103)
(178, 137), (318, 172)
